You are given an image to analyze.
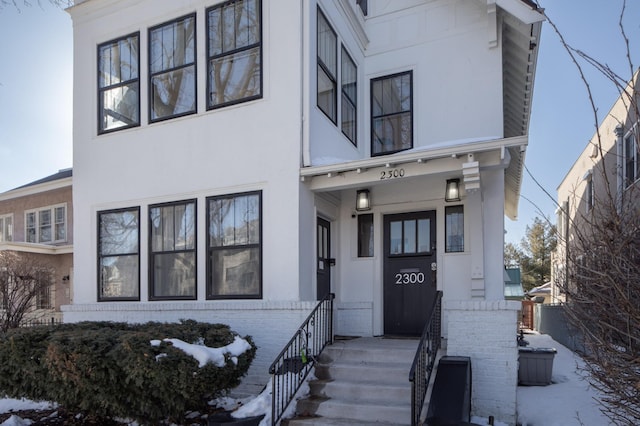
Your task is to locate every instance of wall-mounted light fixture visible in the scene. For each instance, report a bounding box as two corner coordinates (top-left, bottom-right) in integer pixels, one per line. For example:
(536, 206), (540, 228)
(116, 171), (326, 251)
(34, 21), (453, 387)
(445, 179), (460, 202)
(356, 189), (371, 211)
(62, 275), (70, 282)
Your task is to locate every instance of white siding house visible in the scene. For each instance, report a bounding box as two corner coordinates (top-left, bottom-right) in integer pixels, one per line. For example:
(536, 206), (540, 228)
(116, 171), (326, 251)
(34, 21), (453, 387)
(65, 0), (543, 423)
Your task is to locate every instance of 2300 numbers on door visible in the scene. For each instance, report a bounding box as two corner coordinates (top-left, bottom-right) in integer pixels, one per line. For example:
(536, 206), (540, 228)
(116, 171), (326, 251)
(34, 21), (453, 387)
(395, 272), (425, 285)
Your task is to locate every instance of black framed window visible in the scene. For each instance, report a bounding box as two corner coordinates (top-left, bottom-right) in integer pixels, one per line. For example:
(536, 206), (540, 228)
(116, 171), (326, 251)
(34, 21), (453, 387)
(445, 205), (464, 253)
(98, 207), (140, 301)
(371, 71), (413, 156)
(149, 14), (196, 122)
(357, 213), (373, 257)
(149, 200), (196, 300)
(207, 191), (262, 299)
(98, 33), (140, 134)
(207, 0), (262, 109)
(341, 46), (357, 145)
(317, 8), (337, 122)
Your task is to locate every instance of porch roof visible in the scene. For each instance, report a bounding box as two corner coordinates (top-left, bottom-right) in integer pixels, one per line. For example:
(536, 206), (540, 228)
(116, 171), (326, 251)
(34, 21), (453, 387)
(300, 135), (527, 219)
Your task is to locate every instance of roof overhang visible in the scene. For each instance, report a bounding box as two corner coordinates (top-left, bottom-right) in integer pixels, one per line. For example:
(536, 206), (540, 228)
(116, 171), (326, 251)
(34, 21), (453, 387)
(0, 242), (73, 255)
(499, 0), (544, 219)
(301, 136), (527, 206)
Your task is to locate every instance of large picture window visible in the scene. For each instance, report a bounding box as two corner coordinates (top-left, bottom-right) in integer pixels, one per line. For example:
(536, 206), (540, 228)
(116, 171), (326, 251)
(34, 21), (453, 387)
(317, 8), (337, 122)
(207, 191), (261, 299)
(98, 208), (140, 301)
(98, 33), (140, 134)
(149, 14), (196, 122)
(149, 200), (196, 300)
(207, 0), (262, 109)
(371, 71), (413, 156)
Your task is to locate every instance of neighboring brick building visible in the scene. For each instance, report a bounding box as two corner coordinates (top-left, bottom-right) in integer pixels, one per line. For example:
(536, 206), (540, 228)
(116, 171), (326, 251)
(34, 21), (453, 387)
(0, 169), (73, 322)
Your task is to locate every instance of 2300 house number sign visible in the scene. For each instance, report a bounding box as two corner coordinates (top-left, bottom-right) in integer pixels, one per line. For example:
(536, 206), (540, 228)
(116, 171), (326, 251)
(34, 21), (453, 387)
(395, 272), (426, 285)
(380, 168), (405, 180)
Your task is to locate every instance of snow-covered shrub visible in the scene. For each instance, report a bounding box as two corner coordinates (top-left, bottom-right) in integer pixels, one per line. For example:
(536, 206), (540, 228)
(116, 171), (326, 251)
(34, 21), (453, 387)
(0, 320), (256, 424)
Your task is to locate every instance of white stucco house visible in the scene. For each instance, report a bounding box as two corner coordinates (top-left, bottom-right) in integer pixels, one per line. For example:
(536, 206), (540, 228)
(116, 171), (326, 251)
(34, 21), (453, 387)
(64, 0), (543, 423)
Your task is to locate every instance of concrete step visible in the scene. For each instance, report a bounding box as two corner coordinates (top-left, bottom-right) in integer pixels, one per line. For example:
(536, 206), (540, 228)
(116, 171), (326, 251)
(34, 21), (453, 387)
(285, 337), (417, 425)
(320, 338), (418, 364)
(309, 378), (411, 404)
(295, 396), (411, 425)
(313, 360), (410, 385)
(284, 417), (404, 426)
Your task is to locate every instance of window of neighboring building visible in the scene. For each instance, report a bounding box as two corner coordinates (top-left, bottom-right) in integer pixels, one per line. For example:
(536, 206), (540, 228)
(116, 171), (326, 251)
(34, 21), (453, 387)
(585, 174), (594, 213)
(98, 33), (140, 134)
(624, 131), (639, 187)
(371, 71), (413, 156)
(0, 214), (12, 243)
(317, 8), (337, 123)
(445, 205), (464, 253)
(149, 14), (197, 122)
(207, 191), (261, 299)
(149, 200), (196, 300)
(36, 281), (51, 309)
(357, 213), (373, 257)
(341, 46), (357, 145)
(207, 0), (262, 109)
(98, 207), (140, 301)
(25, 205), (66, 244)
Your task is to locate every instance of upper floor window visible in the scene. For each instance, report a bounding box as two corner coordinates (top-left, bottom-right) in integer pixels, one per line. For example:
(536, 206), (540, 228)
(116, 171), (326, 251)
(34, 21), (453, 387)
(149, 200), (197, 300)
(0, 214), (12, 243)
(371, 71), (413, 156)
(341, 47), (357, 145)
(149, 14), (196, 122)
(624, 131), (639, 187)
(98, 207), (140, 301)
(207, 191), (262, 299)
(98, 33), (140, 134)
(207, 0), (262, 109)
(317, 8), (337, 123)
(25, 205), (66, 244)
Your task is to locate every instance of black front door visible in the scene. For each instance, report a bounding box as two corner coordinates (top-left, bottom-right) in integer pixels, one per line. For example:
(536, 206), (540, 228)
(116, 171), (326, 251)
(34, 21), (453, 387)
(383, 211), (437, 336)
(316, 217), (331, 300)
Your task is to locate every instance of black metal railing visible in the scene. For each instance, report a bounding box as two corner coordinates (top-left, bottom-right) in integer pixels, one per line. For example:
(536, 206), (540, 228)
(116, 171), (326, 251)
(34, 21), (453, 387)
(408, 291), (443, 426)
(19, 317), (62, 328)
(269, 293), (334, 426)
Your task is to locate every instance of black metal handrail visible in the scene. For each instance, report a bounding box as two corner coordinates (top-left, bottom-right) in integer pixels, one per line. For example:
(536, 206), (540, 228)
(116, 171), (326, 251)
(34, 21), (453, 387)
(408, 291), (443, 426)
(269, 293), (334, 426)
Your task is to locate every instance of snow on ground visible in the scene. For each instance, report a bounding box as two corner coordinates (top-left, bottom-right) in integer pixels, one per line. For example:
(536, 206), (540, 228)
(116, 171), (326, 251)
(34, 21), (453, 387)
(513, 332), (612, 426)
(0, 333), (614, 426)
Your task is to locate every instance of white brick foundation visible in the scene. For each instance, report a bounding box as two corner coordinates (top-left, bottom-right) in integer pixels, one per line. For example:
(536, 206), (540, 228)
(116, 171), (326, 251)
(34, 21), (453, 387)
(444, 300), (520, 425)
(334, 302), (373, 336)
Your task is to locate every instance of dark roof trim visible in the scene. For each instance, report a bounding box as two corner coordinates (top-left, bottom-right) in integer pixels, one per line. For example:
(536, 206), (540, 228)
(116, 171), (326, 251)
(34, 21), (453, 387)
(12, 168), (73, 191)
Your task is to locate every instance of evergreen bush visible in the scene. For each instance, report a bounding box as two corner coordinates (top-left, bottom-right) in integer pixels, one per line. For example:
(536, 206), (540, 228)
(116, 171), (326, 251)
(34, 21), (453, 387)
(0, 320), (256, 424)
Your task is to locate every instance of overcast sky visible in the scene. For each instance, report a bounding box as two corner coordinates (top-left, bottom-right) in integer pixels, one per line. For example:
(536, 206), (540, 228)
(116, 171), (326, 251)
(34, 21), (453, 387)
(0, 1), (639, 246)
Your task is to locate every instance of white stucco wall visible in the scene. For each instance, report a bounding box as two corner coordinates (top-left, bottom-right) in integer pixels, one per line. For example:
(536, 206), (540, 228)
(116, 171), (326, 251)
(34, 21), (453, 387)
(307, 0), (504, 165)
(70, 0), (307, 304)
